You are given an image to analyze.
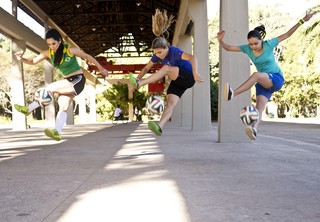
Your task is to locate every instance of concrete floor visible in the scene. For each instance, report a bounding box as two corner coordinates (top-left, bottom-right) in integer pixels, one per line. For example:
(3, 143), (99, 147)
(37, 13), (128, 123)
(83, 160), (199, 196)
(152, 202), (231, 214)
(0, 121), (319, 222)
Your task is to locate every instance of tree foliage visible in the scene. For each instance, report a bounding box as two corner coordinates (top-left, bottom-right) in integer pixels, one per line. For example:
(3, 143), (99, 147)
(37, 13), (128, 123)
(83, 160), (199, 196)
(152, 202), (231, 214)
(96, 83), (149, 120)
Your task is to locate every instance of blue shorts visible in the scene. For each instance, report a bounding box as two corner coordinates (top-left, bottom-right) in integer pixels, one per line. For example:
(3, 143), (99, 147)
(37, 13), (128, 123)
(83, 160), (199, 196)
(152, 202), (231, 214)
(255, 73), (284, 100)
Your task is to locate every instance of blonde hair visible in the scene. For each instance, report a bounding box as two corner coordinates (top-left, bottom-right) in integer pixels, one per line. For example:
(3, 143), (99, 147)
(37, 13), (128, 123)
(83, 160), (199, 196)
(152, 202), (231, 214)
(152, 9), (174, 38)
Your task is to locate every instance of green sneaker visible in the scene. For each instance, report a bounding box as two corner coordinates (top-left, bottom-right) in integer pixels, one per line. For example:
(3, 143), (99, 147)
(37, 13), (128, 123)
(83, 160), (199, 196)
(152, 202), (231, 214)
(14, 104), (31, 116)
(44, 128), (61, 141)
(148, 121), (162, 136)
(129, 73), (139, 90)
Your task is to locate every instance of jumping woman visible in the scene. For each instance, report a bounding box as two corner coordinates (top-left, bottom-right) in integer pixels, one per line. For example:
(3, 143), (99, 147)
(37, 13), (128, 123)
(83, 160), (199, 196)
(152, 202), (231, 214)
(217, 11), (316, 140)
(14, 28), (109, 141)
(129, 9), (203, 136)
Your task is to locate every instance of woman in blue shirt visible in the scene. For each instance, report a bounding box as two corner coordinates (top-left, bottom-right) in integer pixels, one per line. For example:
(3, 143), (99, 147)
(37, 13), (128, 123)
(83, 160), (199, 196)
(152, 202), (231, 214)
(217, 11), (315, 140)
(130, 9), (203, 136)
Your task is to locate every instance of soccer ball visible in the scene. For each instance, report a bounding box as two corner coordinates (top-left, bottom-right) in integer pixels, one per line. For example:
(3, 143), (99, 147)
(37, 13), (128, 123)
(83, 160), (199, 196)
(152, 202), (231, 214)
(146, 95), (164, 115)
(35, 88), (53, 107)
(240, 104), (259, 125)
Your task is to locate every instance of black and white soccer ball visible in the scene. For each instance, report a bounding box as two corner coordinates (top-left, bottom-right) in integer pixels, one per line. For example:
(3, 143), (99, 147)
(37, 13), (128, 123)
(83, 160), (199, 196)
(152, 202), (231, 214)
(240, 104), (259, 125)
(35, 88), (53, 107)
(146, 95), (164, 115)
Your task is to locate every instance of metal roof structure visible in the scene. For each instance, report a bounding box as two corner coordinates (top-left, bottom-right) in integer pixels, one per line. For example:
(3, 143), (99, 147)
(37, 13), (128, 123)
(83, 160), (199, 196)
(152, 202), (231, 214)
(18, 0), (181, 58)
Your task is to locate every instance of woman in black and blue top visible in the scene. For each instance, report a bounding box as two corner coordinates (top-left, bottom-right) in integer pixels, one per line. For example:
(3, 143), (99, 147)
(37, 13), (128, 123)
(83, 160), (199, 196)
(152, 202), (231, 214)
(217, 11), (316, 140)
(14, 28), (108, 141)
(130, 9), (204, 136)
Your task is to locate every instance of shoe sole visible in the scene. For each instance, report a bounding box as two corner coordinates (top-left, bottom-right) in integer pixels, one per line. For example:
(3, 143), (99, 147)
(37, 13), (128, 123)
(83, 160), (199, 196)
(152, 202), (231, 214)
(44, 129), (61, 141)
(224, 83), (229, 101)
(148, 121), (162, 136)
(245, 127), (256, 140)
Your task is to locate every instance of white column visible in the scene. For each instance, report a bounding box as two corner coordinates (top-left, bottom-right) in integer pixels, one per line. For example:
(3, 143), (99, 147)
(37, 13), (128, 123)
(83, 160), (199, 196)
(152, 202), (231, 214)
(10, 39), (27, 130)
(88, 84), (97, 122)
(44, 60), (55, 125)
(189, 0), (212, 132)
(128, 83), (134, 121)
(173, 35), (193, 127)
(218, 0), (251, 142)
(77, 87), (87, 124)
(66, 103), (74, 125)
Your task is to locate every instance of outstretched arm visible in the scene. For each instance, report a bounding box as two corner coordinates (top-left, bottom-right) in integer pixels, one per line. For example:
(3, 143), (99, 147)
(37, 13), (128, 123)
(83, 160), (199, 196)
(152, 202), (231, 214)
(70, 47), (109, 78)
(137, 60), (154, 80)
(15, 50), (48, 65)
(217, 31), (241, 52)
(278, 11), (317, 43)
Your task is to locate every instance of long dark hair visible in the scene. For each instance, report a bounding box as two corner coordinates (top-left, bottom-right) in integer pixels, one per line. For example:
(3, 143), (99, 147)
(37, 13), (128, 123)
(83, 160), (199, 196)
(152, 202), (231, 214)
(45, 28), (64, 67)
(247, 25), (266, 40)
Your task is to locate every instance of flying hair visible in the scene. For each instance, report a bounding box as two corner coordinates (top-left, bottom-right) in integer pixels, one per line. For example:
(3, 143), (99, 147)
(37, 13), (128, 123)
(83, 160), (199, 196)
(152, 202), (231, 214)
(152, 9), (175, 38)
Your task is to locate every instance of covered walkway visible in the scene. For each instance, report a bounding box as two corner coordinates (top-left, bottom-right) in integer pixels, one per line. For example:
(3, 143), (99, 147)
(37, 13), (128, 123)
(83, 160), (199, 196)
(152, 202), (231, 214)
(1, 121), (320, 222)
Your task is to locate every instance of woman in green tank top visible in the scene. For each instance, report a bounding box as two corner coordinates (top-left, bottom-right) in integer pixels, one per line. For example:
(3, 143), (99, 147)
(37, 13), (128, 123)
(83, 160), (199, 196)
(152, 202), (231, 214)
(14, 28), (109, 141)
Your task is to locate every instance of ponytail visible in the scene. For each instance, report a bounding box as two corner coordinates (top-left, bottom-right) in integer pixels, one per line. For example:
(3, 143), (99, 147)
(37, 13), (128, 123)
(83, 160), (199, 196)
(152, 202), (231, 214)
(152, 9), (174, 37)
(247, 25), (266, 40)
(151, 9), (174, 49)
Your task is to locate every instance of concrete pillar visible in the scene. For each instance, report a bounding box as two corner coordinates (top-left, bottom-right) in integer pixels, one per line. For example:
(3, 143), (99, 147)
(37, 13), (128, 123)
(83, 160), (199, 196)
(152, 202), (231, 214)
(173, 35), (193, 127)
(218, 0), (251, 142)
(66, 102), (74, 125)
(44, 60), (55, 125)
(10, 39), (27, 130)
(88, 84), (97, 122)
(128, 83), (134, 121)
(77, 88), (87, 124)
(43, 22), (55, 125)
(189, 0), (211, 132)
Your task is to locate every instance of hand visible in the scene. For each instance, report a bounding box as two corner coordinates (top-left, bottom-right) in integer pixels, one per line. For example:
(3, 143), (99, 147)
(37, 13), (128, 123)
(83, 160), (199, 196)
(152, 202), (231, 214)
(217, 30), (225, 42)
(98, 69), (109, 78)
(194, 73), (204, 83)
(303, 10), (317, 22)
(15, 51), (24, 61)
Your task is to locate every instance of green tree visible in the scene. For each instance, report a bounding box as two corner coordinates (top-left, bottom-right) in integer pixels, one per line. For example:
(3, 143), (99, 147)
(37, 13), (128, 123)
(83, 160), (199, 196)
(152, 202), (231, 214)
(96, 83), (149, 120)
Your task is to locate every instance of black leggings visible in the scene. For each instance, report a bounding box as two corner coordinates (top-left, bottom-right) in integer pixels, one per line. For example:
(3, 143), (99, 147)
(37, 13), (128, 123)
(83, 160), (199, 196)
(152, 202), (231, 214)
(167, 68), (195, 98)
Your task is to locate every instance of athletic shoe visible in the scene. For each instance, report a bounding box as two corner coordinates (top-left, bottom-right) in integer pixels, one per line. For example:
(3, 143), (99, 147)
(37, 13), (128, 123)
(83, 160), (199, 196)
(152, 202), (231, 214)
(129, 73), (139, 90)
(44, 128), (61, 141)
(14, 104), (31, 116)
(245, 126), (257, 140)
(224, 83), (234, 101)
(148, 121), (162, 136)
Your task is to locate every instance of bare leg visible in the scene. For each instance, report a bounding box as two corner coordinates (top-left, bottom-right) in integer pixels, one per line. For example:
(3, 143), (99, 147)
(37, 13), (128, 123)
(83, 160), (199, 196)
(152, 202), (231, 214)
(46, 79), (75, 95)
(253, 95), (269, 130)
(158, 94), (180, 129)
(139, 65), (179, 87)
(234, 72), (273, 97)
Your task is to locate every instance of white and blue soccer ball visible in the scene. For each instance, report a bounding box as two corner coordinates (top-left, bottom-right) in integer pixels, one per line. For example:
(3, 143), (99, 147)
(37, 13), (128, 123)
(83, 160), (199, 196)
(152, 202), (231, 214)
(35, 88), (53, 107)
(240, 104), (259, 125)
(146, 95), (164, 115)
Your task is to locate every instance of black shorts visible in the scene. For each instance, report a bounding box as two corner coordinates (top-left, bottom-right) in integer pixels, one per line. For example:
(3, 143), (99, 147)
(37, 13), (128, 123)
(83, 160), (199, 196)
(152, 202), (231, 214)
(167, 67), (195, 98)
(65, 74), (85, 95)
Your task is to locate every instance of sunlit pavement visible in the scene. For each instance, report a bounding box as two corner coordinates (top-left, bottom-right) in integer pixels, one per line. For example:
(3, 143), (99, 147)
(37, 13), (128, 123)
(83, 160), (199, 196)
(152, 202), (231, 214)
(0, 121), (320, 222)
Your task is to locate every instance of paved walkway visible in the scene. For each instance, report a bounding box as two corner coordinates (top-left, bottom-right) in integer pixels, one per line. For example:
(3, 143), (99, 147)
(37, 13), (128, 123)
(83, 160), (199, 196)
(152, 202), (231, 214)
(0, 121), (319, 222)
